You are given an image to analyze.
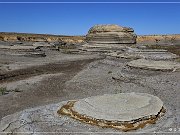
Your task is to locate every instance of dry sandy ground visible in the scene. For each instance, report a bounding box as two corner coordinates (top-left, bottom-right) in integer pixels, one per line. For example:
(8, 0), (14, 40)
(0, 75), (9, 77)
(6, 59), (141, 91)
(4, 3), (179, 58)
(0, 44), (180, 134)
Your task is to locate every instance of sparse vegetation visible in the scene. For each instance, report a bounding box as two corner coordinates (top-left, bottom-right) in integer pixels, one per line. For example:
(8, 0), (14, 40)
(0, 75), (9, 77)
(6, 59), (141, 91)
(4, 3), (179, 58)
(130, 45), (137, 48)
(14, 88), (22, 92)
(61, 49), (73, 54)
(0, 87), (22, 96)
(58, 44), (77, 54)
(175, 58), (180, 62)
(155, 39), (160, 45)
(0, 87), (8, 95)
(108, 71), (112, 74)
(58, 45), (76, 50)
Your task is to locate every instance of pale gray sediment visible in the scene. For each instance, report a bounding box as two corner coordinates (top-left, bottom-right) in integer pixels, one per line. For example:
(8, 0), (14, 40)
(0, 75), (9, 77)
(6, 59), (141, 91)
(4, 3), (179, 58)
(127, 59), (180, 71)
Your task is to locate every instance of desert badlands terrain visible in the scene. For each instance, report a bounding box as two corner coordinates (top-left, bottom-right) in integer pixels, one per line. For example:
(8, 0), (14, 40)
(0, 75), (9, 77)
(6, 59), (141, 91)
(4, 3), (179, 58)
(0, 25), (180, 134)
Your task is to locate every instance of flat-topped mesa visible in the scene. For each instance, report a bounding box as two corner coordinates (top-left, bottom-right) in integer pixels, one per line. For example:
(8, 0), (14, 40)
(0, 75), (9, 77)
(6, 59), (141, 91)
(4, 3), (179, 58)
(86, 24), (137, 44)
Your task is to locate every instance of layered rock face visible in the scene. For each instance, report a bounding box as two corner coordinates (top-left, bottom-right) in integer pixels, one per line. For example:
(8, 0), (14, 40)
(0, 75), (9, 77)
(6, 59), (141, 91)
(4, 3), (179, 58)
(86, 24), (137, 44)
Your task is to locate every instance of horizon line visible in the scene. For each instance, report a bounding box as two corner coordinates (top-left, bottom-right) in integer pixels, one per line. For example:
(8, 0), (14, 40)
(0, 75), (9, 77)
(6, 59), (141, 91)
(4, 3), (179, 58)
(0, 2), (180, 4)
(1, 31), (180, 36)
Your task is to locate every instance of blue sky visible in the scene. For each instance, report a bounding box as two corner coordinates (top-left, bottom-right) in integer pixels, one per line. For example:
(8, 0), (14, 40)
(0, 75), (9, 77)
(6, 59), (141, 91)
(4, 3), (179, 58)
(0, 0), (180, 35)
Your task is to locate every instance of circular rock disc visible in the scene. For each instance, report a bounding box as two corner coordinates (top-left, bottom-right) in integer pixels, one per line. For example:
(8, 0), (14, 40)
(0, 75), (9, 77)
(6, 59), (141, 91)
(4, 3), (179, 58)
(58, 93), (165, 131)
(73, 93), (163, 121)
(127, 59), (180, 71)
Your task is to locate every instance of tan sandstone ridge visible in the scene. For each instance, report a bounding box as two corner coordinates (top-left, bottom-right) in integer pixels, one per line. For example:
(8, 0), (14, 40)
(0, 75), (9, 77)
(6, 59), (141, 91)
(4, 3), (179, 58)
(1, 32), (180, 45)
(137, 34), (180, 44)
(0, 32), (85, 43)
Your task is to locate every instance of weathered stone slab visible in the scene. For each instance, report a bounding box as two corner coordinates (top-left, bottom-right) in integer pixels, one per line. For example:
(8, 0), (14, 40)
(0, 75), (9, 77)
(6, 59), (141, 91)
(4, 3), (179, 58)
(0, 45), (37, 50)
(131, 48), (178, 60)
(12, 51), (46, 57)
(82, 43), (127, 49)
(127, 59), (180, 71)
(106, 47), (178, 60)
(134, 49), (168, 52)
(138, 52), (178, 60)
(58, 93), (165, 131)
(33, 42), (52, 47)
(112, 71), (138, 83)
(106, 52), (141, 59)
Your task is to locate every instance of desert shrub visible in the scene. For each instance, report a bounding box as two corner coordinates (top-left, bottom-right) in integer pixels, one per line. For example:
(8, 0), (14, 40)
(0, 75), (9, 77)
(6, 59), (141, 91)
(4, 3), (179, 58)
(108, 71), (112, 74)
(14, 88), (21, 92)
(0, 87), (22, 95)
(61, 49), (73, 54)
(0, 87), (8, 95)
(58, 44), (76, 49)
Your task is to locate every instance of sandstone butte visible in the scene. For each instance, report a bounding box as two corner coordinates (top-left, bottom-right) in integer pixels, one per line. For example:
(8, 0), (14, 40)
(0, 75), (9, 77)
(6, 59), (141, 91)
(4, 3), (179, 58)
(86, 24), (137, 44)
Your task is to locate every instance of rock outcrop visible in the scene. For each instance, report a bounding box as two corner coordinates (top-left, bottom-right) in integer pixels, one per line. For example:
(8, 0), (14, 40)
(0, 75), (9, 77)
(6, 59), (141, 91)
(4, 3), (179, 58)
(86, 24), (137, 44)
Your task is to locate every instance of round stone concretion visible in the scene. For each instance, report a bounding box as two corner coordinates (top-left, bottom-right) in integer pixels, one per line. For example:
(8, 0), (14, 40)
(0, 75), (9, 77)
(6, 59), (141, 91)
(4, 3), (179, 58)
(58, 93), (165, 131)
(127, 59), (180, 71)
(74, 93), (162, 121)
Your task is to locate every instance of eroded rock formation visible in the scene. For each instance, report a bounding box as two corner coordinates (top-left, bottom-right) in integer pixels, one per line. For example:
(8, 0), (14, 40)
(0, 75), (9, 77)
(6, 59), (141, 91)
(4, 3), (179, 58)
(86, 24), (137, 45)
